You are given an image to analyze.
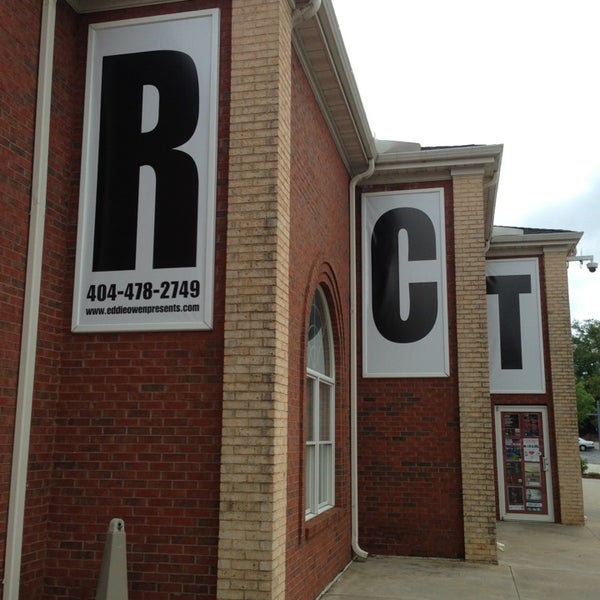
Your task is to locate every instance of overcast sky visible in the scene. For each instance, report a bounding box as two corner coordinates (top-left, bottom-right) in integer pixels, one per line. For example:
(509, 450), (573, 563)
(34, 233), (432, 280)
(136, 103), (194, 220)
(331, 0), (600, 322)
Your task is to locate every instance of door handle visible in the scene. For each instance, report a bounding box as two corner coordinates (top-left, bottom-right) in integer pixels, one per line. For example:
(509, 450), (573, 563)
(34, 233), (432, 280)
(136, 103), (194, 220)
(542, 456), (549, 472)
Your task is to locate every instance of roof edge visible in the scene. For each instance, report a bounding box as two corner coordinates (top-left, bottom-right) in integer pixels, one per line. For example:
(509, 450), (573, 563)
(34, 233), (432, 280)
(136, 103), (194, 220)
(376, 143), (504, 165)
(372, 144), (503, 241)
(488, 226), (583, 257)
(292, 0), (377, 171)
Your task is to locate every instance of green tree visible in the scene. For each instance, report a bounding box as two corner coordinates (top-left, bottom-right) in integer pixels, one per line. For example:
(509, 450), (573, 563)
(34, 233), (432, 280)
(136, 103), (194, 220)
(576, 381), (596, 431)
(572, 319), (600, 433)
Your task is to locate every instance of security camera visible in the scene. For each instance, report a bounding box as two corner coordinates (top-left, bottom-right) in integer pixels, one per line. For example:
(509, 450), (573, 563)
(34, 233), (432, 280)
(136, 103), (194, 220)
(587, 261), (598, 273)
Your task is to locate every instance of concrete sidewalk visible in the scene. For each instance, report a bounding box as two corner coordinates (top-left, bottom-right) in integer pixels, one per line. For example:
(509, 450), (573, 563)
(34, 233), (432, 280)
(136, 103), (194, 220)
(321, 478), (600, 599)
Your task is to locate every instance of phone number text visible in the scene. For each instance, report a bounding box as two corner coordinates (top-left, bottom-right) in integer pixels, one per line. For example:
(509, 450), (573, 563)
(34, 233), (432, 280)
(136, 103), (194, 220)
(86, 280), (201, 302)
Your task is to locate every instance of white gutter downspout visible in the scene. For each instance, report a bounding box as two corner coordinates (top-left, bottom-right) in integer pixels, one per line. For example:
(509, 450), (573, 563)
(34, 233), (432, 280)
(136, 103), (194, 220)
(349, 158), (375, 560)
(3, 1), (57, 598)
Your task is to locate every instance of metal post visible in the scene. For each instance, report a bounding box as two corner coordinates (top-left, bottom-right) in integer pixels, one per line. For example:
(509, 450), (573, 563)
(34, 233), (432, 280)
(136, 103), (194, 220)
(596, 401), (600, 447)
(95, 518), (128, 600)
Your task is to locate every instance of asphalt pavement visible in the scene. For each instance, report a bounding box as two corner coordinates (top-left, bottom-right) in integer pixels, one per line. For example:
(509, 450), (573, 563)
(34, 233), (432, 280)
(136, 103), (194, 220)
(321, 477), (600, 600)
(580, 444), (600, 464)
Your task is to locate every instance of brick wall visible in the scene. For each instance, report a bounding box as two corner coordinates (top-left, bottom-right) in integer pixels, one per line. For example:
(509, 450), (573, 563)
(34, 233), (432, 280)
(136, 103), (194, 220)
(356, 180), (466, 559)
(8, 1), (233, 598)
(216, 1), (291, 598)
(285, 56), (353, 600)
(0, 0), (44, 590)
(543, 250), (584, 524)
(452, 170), (496, 563)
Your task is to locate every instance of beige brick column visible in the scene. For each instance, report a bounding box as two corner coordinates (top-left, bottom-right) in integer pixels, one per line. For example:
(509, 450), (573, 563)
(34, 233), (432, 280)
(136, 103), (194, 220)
(217, 1), (292, 598)
(543, 250), (585, 524)
(452, 169), (497, 563)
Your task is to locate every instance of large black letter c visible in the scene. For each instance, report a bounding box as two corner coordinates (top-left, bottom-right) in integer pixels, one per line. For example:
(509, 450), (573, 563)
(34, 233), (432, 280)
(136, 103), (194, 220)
(371, 207), (438, 343)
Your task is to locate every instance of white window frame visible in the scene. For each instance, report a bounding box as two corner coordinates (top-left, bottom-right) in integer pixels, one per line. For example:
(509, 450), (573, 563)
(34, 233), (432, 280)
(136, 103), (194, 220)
(305, 288), (335, 520)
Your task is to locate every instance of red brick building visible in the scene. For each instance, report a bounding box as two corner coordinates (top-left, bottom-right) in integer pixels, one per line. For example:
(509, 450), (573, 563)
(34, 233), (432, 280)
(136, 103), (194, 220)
(0, 1), (584, 598)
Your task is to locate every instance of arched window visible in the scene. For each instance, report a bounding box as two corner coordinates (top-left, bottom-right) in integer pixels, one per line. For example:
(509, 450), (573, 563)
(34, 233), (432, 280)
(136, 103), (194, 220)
(305, 287), (335, 519)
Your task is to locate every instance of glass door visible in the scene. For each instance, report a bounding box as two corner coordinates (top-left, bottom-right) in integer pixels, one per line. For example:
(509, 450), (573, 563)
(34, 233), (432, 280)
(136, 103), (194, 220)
(495, 406), (554, 521)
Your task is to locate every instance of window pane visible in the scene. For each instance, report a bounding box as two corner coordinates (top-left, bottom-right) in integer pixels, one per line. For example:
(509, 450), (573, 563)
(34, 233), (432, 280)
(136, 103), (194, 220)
(306, 378), (315, 442)
(307, 290), (332, 376)
(306, 445), (315, 514)
(319, 381), (331, 442)
(319, 443), (333, 506)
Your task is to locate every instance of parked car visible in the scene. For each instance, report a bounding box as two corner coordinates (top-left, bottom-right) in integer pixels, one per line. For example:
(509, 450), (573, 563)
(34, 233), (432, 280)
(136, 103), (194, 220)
(579, 437), (595, 451)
